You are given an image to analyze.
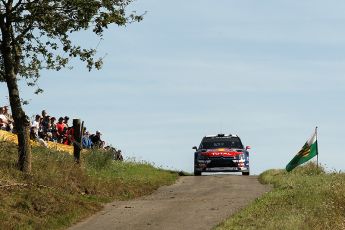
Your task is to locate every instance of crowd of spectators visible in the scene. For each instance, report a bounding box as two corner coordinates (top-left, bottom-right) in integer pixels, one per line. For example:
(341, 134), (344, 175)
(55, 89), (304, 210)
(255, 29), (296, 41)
(28, 109), (107, 149)
(1, 105), (122, 160)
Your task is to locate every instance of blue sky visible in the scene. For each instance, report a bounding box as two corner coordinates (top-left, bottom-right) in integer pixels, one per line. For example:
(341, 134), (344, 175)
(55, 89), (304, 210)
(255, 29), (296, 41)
(1, 0), (345, 174)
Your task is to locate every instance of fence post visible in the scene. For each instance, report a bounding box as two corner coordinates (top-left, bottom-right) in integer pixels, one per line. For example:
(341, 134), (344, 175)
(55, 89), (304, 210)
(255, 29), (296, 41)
(73, 119), (81, 163)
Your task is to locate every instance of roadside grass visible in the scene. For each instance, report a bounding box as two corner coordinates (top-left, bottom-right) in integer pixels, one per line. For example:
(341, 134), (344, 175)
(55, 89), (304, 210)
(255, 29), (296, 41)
(215, 162), (345, 230)
(0, 141), (179, 229)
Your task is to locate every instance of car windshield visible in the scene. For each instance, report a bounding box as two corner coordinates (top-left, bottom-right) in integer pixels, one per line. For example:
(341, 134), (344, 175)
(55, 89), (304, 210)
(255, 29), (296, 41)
(200, 138), (243, 149)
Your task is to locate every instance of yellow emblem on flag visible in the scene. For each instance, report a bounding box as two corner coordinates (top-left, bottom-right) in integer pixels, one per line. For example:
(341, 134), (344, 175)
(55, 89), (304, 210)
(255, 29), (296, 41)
(297, 143), (311, 158)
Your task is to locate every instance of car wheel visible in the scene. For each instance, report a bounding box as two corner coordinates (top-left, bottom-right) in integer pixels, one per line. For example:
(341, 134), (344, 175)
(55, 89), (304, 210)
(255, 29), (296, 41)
(194, 169), (202, 176)
(242, 171), (250, 176)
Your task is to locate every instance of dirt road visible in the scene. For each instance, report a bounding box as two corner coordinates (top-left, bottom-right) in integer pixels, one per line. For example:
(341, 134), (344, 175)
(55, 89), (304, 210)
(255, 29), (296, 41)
(69, 175), (269, 230)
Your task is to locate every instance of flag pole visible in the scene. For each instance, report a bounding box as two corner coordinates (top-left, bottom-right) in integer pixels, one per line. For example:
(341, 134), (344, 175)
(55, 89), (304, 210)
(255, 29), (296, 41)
(316, 126), (318, 169)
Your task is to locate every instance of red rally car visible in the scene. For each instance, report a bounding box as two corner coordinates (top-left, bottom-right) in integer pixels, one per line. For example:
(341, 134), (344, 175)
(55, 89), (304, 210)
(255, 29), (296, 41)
(193, 134), (250, 176)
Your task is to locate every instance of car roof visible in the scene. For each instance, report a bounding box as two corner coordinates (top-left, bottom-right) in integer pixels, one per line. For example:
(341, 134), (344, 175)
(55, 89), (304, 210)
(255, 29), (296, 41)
(204, 134), (238, 138)
(201, 134), (242, 143)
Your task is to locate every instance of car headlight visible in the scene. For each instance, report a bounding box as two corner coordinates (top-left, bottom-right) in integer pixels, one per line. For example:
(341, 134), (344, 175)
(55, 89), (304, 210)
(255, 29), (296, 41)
(237, 153), (245, 160)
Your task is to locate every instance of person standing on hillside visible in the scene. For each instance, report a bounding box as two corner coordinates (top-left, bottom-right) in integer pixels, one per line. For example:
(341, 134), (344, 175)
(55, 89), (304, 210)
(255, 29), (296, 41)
(41, 110), (48, 118)
(50, 117), (58, 142)
(64, 116), (70, 128)
(30, 115), (47, 147)
(90, 130), (103, 148)
(3, 106), (13, 132)
(82, 131), (93, 149)
(0, 107), (8, 130)
(41, 115), (51, 134)
(56, 117), (66, 143)
(30, 115), (41, 139)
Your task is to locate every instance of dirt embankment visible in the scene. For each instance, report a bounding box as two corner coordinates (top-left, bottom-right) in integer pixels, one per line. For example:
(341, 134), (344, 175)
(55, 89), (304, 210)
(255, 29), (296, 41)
(69, 175), (270, 230)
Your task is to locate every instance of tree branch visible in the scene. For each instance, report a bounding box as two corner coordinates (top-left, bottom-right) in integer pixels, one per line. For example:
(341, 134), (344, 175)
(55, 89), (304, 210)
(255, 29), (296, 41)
(10, 25), (20, 74)
(14, 21), (34, 43)
(12, 0), (22, 12)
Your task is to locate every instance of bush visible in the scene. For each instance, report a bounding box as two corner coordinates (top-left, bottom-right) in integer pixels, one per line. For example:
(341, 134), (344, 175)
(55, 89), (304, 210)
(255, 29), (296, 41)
(84, 149), (114, 170)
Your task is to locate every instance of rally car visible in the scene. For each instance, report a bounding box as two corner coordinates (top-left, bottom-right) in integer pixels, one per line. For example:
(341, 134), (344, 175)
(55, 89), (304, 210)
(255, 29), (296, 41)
(193, 134), (250, 176)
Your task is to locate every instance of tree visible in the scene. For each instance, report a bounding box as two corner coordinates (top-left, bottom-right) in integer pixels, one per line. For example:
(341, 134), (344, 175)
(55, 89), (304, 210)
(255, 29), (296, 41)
(0, 0), (142, 173)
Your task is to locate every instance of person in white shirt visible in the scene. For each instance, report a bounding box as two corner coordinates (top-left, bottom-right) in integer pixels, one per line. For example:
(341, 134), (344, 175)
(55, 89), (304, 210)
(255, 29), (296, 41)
(30, 114), (47, 147)
(31, 115), (41, 138)
(3, 106), (13, 131)
(0, 107), (8, 130)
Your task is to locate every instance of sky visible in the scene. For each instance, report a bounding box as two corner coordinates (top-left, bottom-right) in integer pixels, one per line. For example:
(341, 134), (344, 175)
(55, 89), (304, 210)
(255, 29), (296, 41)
(1, 0), (345, 174)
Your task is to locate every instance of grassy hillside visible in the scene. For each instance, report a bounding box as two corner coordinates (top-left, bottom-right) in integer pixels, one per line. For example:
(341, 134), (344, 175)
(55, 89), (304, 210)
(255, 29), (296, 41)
(215, 163), (345, 230)
(0, 141), (179, 229)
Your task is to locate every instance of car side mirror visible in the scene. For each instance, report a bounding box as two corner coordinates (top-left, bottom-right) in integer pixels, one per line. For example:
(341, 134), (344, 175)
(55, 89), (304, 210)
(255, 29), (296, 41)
(192, 146), (198, 150)
(246, 146), (251, 150)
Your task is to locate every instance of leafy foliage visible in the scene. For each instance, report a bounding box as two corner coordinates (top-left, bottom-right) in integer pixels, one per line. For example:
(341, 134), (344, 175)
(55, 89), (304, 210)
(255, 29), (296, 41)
(0, 0), (143, 91)
(0, 0), (143, 173)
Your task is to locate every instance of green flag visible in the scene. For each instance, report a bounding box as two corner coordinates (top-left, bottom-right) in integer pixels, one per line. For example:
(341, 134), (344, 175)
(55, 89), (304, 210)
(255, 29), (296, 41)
(286, 129), (318, 172)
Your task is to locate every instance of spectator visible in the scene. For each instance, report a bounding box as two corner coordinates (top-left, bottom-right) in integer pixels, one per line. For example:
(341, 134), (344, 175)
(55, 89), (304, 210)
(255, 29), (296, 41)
(50, 117), (58, 142)
(41, 109), (48, 118)
(3, 106), (11, 118)
(82, 131), (92, 149)
(116, 150), (123, 161)
(56, 117), (66, 143)
(64, 116), (70, 128)
(90, 130), (103, 148)
(0, 107), (8, 130)
(105, 146), (123, 161)
(45, 132), (53, 142)
(3, 106), (13, 132)
(61, 127), (69, 144)
(41, 115), (51, 134)
(30, 115), (41, 139)
(43, 121), (54, 142)
(29, 115), (47, 147)
(64, 126), (74, 145)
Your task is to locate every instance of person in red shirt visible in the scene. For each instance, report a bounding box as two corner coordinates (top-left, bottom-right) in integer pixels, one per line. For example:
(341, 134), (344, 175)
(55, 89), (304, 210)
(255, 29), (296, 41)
(56, 117), (66, 143)
(64, 127), (74, 145)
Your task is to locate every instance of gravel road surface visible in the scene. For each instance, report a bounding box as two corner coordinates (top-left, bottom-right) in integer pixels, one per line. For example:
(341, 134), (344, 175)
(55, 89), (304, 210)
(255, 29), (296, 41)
(69, 175), (269, 230)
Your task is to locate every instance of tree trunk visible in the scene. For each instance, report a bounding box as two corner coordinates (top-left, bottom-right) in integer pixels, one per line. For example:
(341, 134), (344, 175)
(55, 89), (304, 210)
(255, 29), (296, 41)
(4, 68), (32, 173)
(7, 82), (32, 172)
(1, 16), (32, 173)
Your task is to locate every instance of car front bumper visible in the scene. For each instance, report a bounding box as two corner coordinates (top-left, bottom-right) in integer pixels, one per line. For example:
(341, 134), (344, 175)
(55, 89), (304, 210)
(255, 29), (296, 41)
(195, 158), (249, 173)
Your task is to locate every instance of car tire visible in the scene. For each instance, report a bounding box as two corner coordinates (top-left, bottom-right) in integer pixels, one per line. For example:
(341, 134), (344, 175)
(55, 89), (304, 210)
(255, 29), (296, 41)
(242, 171), (250, 176)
